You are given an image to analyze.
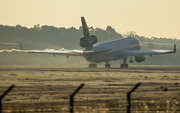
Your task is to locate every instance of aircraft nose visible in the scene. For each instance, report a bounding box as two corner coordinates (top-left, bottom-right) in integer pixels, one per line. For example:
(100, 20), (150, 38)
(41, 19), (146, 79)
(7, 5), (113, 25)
(135, 38), (141, 46)
(137, 39), (141, 46)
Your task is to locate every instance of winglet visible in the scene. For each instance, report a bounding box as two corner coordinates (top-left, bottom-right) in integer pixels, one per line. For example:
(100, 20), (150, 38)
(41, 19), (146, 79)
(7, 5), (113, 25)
(174, 44), (176, 53)
(19, 44), (23, 50)
(81, 17), (90, 38)
(167, 44), (176, 54)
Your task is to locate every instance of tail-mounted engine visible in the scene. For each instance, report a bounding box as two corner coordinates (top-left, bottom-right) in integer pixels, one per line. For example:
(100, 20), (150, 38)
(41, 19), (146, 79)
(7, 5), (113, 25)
(80, 35), (98, 48)
(135, 55), (146, 63)
(80, 17), (98, 49)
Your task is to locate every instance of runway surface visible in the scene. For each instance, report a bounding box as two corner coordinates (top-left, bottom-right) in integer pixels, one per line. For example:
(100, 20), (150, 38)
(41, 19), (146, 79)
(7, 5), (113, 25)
(0, 65), (180, 71)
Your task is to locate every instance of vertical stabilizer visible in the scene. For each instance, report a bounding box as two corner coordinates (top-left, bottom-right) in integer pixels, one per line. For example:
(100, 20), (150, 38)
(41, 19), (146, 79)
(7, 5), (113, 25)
(81, 17), (90, 38)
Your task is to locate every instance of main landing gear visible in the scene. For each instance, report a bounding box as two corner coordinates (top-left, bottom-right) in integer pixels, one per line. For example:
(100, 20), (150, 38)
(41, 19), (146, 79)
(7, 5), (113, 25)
(120, 58), (128, 68)
(89, 62), (111, 68)
(89, 63), (97, 68)
(89, 57), (133, 68)
(105, 62), (110, 68)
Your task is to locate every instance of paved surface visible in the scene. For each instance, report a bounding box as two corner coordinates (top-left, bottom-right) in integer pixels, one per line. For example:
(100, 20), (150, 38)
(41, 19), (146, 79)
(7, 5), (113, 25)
(0, 65), (179, 71)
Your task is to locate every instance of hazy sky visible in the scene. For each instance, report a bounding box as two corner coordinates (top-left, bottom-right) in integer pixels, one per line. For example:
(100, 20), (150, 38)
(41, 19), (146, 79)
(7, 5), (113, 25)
(1, 0), (180, 39)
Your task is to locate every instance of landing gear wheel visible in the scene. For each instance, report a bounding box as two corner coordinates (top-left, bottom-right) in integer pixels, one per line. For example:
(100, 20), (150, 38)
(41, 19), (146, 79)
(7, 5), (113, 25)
(125, 64), (128, 68)
(120, 64), (123, 68)
(89, 64), (92, 68)
(93, 64), (97, 68)
(105, 64), (111, 68)
(120, 64), (128, 68)
(129, 60), (133, 63)
(89, 64), (97, 68)
(108, 64), (111, 68)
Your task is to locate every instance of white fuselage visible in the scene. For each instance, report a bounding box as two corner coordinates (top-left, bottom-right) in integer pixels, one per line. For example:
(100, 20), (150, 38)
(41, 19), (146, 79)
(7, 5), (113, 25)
(85, 37), (141, 63)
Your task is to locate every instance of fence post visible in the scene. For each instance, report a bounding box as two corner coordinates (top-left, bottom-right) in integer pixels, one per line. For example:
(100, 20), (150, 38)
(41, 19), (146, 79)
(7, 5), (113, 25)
(70, 84), (84, 113)
(0, 85), (15, 113)
(127, 83), (141, 113)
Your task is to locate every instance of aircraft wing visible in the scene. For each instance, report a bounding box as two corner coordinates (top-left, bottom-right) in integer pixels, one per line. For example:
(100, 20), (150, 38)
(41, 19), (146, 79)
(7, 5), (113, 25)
(0, 47), (111, 57)
(127, 44), (176, 57)
(115, 44), (176, 60)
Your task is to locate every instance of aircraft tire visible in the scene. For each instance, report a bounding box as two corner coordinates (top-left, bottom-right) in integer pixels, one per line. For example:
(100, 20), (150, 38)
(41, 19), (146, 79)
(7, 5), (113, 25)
(120, 64), (128, 68)
(120, 64), (124, 68)
(89, 64), (92, 68)
(108, 64), (111, 68)
(105, 64), (110, 68)
(105, 64), (107, 68)
(125, 64), (128, 68)
(94, 64), (97, 68)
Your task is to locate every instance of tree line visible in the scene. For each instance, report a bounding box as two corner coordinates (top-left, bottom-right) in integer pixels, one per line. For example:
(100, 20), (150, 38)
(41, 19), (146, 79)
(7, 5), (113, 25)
(0, 24), (179, 65)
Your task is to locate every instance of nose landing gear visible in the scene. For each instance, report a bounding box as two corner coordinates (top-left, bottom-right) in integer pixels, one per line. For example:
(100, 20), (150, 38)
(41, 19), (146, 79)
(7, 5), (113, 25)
(89, 63), (97, 68)
(129, 56), (133, 63)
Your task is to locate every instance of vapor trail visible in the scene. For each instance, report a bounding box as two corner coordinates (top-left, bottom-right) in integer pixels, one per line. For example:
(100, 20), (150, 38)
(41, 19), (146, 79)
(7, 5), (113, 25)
(0, 48), (72, 53)
(0, 42), (19, 45)
(0, 49), (28, 52)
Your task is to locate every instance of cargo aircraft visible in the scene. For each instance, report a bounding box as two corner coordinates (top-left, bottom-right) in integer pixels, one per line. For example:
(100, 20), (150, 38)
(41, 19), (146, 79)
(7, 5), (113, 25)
(1, 17), (176, 68)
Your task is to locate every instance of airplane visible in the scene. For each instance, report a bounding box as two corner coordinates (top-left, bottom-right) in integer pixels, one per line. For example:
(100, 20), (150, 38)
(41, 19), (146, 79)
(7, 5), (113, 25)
(0, 17), (176, 68)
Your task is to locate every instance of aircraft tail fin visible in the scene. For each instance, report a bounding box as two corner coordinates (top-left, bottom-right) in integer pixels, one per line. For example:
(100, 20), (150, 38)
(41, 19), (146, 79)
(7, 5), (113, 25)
(81, 17), (90, 38)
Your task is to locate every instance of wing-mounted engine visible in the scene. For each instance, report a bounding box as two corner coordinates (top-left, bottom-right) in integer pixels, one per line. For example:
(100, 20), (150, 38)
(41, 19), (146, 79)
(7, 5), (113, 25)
(80, 35), (98, 48)
(80, 17), (98, 49)
(135, 55), (146, 62)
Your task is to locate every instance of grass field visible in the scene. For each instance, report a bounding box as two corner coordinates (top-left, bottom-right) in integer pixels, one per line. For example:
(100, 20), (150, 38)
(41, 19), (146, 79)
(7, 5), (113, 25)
(0, 65), (180, 112)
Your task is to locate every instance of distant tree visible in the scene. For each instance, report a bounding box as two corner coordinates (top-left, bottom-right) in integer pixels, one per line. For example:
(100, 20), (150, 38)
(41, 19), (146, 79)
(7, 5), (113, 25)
(34, 24), (41, 31)
(68, 27), (76, 30)
(151, 37), (158, 41)
(124, 31), (136, 38)
(16, 25), (27, 31)
(106, 26), (116, 33)
(89, 26), (94, 32)
(16, 24), (21, 29)
(173, 38), (177, 41)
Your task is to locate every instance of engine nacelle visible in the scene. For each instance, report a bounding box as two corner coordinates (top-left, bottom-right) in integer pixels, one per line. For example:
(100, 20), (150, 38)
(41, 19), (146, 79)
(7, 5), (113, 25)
(80, 35), (98, 48)
(135, 55), (146, 63)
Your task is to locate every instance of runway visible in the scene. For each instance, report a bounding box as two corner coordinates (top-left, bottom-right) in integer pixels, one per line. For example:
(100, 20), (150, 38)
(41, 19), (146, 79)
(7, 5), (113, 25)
(0, 65), (180, 71)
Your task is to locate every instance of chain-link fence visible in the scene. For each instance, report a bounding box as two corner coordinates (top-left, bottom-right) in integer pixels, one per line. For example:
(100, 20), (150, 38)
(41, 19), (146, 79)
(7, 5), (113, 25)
(1, 83), (180, 113)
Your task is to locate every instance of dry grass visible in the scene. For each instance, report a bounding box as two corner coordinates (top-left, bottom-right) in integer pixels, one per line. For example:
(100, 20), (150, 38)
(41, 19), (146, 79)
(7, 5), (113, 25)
(0, 65), (180, 112)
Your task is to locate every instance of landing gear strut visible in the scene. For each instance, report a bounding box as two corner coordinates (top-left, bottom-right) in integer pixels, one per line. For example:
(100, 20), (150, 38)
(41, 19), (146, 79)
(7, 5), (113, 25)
(89, 63), (97, 68)
(105, 62), (111, 68)
(120, 58), (128, 68)
(129, 56), (133, 63)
